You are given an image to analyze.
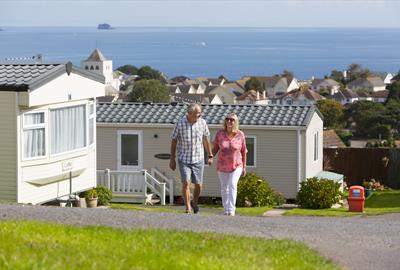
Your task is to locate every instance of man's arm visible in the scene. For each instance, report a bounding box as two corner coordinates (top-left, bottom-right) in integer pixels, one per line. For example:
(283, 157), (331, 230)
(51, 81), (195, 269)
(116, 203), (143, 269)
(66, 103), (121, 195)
(170, 138), (177, 170)
(203, 136), (213, 165)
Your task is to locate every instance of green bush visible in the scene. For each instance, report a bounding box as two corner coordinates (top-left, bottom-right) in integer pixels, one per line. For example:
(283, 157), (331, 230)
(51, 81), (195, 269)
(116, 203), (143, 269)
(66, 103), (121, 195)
(95, 185), (113, 206)
(237, 173), (275, 207)
(273, 191), (286, 206)
(84, 188), (98, 199)
(296, 177), (342, 209)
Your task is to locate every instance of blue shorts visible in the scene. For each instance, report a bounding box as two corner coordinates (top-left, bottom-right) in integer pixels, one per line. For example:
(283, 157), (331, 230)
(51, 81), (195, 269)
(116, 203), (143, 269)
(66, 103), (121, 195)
(178, 160), (204, 184)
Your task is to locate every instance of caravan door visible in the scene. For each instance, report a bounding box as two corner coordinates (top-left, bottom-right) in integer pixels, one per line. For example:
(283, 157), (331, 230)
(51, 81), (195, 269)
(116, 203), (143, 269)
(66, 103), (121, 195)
(117, 130), (143, 171)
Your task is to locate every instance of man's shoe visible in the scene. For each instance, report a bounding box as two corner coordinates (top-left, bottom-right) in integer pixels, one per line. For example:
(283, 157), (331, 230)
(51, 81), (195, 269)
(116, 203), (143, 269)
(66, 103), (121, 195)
(193, 206), (200, 214)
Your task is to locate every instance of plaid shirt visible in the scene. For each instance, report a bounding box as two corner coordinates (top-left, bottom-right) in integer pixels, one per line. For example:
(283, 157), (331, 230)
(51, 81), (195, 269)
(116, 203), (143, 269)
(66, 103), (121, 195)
(171, 116), (210, 164)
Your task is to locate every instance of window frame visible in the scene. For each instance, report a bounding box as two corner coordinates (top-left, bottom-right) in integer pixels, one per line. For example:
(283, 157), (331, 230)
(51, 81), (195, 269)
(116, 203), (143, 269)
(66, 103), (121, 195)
(21, 110), (47, 161)
(245, 136), (257, 168)
(117, 130), (143, 171)
(49, 104), (88, 157)
(88, 101), (95, 146)
(313, 131), (319, 162)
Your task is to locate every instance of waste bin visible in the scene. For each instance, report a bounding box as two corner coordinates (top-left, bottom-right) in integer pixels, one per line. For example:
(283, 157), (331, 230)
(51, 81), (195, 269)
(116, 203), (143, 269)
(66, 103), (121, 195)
(348, 185), (365, 212)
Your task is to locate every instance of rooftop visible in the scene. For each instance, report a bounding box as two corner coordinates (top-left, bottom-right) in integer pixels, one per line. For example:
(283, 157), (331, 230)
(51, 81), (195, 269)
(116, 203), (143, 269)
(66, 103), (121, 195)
(97, 102), (319, 127)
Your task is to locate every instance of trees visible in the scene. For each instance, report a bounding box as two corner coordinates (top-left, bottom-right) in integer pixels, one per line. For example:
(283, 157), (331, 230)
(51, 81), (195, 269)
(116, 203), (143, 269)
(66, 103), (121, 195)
(244, 77), (264, 92)
(116, 64), (162, 81)
(329, 70), (344, 83)
(116, 64), (138, 75)
(137, 65), (162, 80)
(316, 99), (345, 128)
(281, 69), (294, 79)
(128, 79), (170, 103)
(346, 63), (370, 81)
(346, 101), (386, 138)
(386, 81), (400, 103)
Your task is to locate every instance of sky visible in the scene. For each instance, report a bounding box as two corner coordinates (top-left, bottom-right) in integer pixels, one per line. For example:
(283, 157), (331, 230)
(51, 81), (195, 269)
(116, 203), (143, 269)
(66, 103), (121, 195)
(0, 0), (400, 28)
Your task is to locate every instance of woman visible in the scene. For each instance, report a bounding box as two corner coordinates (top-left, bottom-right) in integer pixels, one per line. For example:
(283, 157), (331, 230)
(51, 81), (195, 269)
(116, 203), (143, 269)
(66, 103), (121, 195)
(212, 112), (247, 216)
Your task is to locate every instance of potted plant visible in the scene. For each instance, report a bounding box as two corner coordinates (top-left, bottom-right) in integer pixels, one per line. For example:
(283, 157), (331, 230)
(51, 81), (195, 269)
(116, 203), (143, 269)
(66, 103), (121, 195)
(85, 188), (98, 208)
(363, 179), (383, 198)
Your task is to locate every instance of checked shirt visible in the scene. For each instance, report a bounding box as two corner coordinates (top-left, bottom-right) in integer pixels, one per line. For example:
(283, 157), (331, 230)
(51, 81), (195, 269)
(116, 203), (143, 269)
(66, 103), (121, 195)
(171, 116), (210, 164)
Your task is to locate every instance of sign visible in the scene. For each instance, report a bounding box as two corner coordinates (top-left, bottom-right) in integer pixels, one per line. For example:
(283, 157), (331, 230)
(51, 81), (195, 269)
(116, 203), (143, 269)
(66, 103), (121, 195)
(154, 153), (171, 160)
(62, 160), (73, 171)
(352, 189), (361, 197)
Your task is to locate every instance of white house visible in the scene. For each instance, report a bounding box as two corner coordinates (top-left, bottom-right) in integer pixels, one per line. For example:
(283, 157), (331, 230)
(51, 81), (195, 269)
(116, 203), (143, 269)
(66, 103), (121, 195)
(310, 78), (340, 95)
(332, 89), (359, 105)
(235, 90), (269, 105)
(0, 62), (105, 204)
(347, 76), (386, 92)
(280, 89), (325, 105)
(241, 76), (300, 97)
(96, 103), (324, 199)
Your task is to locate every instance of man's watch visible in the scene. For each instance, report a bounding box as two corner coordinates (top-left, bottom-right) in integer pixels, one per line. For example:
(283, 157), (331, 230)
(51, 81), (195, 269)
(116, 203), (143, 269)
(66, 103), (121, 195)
(208, 155), (214, 158)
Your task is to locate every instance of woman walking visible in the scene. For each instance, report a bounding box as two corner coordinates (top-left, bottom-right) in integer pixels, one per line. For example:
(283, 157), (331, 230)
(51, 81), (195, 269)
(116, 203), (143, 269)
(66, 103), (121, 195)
(213, 113), (247, 216)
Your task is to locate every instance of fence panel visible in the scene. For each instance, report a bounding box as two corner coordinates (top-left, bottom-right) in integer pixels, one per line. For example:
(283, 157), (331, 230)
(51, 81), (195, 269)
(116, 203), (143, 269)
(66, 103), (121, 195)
(323, 148), (399, 188)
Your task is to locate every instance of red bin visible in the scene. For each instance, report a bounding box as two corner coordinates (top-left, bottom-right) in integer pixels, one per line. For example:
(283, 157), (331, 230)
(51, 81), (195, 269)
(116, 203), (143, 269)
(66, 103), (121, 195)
(348, 186), (365, 212)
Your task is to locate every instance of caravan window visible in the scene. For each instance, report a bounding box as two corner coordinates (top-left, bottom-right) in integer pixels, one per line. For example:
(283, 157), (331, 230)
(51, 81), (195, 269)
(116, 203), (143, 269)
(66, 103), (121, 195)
(23, 112), (46, 158)
(50, 105), (87, 154)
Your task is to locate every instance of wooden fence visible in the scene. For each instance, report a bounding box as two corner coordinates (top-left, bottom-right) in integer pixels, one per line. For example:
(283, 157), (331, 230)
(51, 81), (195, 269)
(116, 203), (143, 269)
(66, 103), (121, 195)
(324, 148), (400, 188)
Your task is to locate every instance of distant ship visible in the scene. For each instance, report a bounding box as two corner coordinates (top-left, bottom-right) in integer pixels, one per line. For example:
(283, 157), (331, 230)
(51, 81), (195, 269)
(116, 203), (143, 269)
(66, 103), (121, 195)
(97, 23), (114, 30)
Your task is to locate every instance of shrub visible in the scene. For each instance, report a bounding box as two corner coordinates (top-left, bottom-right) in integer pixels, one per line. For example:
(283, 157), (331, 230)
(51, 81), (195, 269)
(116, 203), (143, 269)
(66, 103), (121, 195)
(95, 185), (113, 205)
(273, 191), (286, 206)
(237, 173), (275, 207)
(84, 188), (98, 199)
(296, 177), (342, 209)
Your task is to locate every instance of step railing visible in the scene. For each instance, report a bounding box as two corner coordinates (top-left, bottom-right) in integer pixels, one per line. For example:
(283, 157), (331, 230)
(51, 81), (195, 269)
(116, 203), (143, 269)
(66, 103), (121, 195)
(96, 169), (170, 205)
(150, 167), (174, 205)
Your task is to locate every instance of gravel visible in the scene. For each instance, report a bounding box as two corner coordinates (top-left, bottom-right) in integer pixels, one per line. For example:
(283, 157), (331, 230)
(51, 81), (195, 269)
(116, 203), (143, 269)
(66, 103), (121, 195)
(1, 204), (400, 270)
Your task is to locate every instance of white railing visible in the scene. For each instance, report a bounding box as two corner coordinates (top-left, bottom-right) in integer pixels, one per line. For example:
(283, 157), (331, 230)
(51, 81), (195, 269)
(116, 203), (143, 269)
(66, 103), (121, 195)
(151, 167), (174, 205)
(97, 168), (173, 205)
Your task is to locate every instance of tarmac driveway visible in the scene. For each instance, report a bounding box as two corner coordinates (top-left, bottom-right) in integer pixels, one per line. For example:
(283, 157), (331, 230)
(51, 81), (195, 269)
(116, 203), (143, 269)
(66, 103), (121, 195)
(1, 204), (399, 270)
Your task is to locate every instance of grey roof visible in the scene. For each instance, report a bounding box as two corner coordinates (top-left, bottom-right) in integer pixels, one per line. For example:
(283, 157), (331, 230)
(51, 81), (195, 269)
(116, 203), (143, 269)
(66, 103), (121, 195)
(97, 102), (320, 127)
(0, 62), (105, 91)
(0, 63), (61, 91)
(311, 78), (340, 88)
(85, 48), (108, 62)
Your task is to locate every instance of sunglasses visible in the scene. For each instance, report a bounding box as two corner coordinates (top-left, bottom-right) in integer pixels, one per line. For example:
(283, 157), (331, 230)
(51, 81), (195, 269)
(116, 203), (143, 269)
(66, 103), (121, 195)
(225, 118), (235, 122)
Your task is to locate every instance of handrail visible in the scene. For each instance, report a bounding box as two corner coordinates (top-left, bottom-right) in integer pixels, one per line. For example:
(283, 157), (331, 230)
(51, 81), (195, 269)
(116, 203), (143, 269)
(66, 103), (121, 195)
(96, 169), (168, 205)
(143, 170), (166, 205)
(150, 167), (174, 205)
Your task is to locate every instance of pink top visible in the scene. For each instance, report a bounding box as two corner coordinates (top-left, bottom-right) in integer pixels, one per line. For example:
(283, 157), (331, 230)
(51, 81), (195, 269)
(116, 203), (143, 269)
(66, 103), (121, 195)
(213, 129), (247, 172)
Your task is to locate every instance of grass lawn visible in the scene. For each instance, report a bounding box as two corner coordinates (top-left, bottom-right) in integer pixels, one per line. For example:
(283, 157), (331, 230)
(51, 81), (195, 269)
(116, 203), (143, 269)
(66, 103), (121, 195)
(0, 221), (339, 270)
(111, 203), (271, 216)
(285, 190), (400, 217)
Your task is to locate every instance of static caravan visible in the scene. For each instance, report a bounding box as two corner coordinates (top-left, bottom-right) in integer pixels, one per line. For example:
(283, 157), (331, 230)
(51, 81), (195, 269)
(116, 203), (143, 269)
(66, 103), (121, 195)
(0, 62), (105, 204)
(96, 103), (324, 199)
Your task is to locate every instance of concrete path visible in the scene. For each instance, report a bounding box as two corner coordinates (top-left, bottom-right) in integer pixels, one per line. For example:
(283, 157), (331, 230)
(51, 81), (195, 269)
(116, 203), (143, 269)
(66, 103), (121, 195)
(1, 204), (399, 270)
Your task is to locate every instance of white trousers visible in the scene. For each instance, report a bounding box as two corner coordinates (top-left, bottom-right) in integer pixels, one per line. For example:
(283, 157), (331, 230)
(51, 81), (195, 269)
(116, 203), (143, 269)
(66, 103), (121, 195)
(218, 167), (243, 215)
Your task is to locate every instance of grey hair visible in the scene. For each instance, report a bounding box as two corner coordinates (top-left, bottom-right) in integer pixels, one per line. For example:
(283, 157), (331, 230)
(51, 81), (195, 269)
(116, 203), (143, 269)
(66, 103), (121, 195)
(187, 103), (200, 113)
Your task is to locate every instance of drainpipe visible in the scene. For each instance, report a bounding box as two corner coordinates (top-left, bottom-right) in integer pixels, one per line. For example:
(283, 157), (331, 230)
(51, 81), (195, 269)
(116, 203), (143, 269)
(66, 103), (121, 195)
(297, 129), (302, 192)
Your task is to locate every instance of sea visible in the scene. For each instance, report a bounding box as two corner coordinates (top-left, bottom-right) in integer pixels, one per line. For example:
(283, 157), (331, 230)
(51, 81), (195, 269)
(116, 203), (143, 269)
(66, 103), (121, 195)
(0, 27), (399, 80)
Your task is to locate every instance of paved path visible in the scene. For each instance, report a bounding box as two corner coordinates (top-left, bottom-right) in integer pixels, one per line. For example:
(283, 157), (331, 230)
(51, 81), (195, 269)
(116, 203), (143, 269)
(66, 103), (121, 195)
(1, 204), (400, 270)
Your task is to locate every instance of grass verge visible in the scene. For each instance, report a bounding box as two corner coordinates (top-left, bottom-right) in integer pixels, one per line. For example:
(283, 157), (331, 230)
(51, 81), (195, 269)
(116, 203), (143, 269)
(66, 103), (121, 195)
(0, 220), (339, 270)
(285, 190), (400, 217)
(111, 203), (271, 216)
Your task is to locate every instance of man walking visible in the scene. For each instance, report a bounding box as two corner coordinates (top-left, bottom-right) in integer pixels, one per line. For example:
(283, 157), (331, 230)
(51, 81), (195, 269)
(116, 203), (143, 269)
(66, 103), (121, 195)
(170, 103), (213, 214)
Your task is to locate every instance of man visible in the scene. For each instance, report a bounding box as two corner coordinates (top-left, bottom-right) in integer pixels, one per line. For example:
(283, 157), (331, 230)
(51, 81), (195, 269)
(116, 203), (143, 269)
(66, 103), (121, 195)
(170, 103), (213, 214)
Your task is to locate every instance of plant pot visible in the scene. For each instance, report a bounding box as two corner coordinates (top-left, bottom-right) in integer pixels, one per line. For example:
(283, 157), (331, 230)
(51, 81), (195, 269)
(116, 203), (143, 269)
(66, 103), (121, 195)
(86, 197), (98, 208)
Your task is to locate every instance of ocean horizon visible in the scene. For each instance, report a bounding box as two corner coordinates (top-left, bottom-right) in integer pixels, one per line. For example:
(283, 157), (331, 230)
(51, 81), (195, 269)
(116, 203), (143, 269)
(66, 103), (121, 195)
(1, 26), (399, 80)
